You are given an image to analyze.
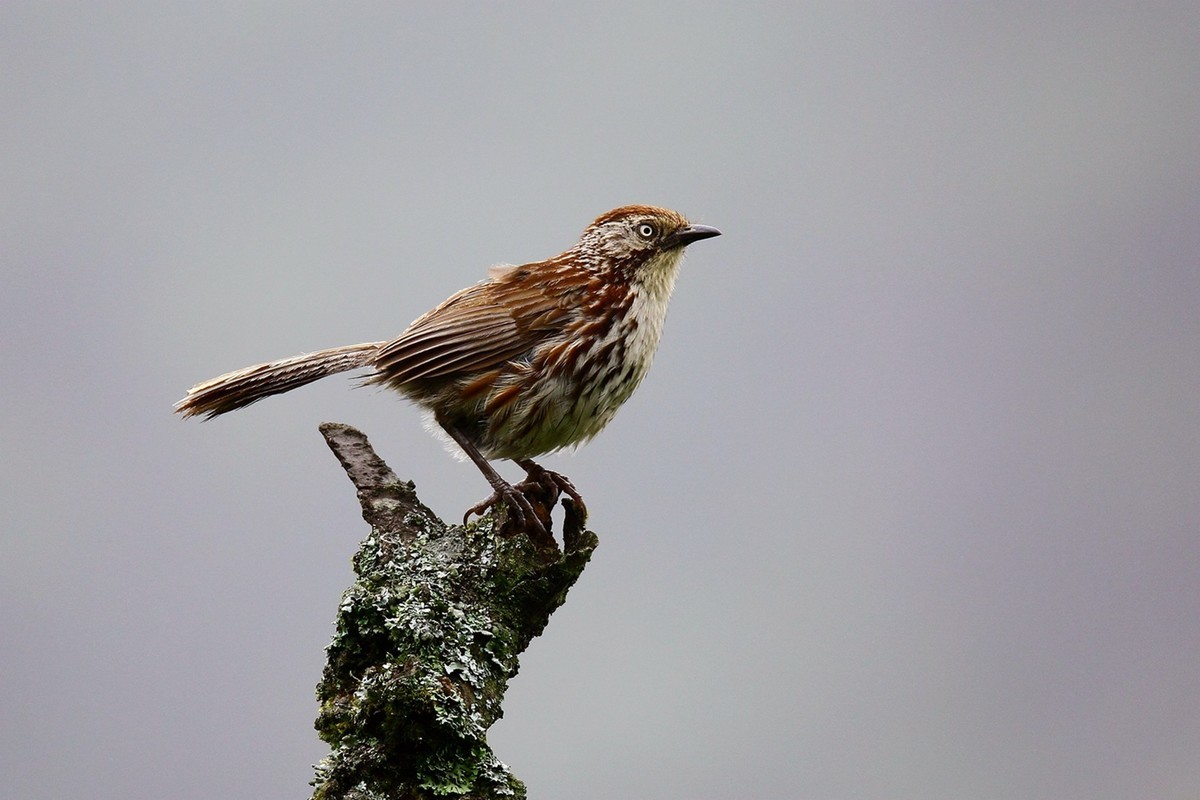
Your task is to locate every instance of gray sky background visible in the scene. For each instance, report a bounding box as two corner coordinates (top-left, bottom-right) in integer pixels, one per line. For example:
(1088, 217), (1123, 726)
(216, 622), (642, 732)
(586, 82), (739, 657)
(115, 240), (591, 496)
(3, 4), (1198, 799)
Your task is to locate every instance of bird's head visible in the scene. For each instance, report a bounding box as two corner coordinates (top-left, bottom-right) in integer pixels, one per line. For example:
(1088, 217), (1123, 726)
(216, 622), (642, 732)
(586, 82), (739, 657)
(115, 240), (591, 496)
(575, 205), (721, 284)
(580, 204), (721, 260)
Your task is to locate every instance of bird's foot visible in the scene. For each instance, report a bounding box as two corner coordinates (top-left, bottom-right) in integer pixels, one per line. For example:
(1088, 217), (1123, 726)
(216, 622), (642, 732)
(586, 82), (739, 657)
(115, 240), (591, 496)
(516, 462), (588, 521)
(463, 481), (554, 546)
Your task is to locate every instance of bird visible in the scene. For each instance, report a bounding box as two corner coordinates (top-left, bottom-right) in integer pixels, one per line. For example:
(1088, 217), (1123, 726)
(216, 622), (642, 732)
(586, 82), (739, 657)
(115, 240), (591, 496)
(175, 205), (720, 535)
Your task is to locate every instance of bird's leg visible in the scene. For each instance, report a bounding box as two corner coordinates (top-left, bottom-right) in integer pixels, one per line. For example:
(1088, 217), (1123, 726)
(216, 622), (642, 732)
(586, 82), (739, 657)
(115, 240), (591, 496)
(438, 419), (546, 538)
(515, 458), (588, 521)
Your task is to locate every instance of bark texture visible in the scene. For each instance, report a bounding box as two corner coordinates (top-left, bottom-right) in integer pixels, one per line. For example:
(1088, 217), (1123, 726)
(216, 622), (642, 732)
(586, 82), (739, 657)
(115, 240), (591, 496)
(311, 422), (597, 800)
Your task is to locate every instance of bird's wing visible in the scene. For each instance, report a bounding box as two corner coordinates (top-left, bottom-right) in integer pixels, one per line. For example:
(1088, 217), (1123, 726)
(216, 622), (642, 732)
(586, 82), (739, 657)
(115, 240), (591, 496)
(372, 267), (580, 385)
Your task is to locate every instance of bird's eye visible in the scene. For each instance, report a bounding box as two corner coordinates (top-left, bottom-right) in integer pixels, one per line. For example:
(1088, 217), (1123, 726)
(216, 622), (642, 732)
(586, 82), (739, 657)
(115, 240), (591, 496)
(637, 223), (656, 239)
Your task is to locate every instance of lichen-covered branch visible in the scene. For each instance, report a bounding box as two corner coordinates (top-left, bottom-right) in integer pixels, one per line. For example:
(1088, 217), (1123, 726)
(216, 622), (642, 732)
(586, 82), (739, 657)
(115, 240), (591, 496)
(311, 423), (597, 800)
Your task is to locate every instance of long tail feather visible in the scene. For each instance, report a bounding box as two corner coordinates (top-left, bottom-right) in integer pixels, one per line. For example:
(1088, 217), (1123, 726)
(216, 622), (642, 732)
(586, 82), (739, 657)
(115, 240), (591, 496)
(174, 341), (386, 419)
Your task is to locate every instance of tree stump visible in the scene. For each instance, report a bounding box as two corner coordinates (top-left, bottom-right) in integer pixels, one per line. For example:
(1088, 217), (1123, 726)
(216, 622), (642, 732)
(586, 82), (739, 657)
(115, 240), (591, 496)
(311, 423), (597, 800)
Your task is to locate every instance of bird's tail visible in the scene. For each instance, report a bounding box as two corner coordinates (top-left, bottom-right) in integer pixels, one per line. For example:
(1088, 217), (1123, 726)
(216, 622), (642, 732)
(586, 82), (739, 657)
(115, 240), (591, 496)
(174, 341), (387, 419)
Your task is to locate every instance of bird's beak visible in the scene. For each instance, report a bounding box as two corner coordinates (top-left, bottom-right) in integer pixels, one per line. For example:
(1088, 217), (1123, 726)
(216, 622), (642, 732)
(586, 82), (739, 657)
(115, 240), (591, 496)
(664, 223), (722, 249)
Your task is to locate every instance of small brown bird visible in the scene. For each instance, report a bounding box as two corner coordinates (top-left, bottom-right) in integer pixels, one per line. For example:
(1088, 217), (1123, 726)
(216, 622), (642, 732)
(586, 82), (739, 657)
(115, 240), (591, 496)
(176, 205), (720, 533)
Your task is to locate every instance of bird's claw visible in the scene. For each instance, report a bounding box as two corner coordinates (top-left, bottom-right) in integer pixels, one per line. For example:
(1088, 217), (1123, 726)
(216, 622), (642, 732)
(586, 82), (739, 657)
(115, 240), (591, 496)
(463, 483), (549, 541)
(516, 464), (588, 520)
(461, 464), (587, 550)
